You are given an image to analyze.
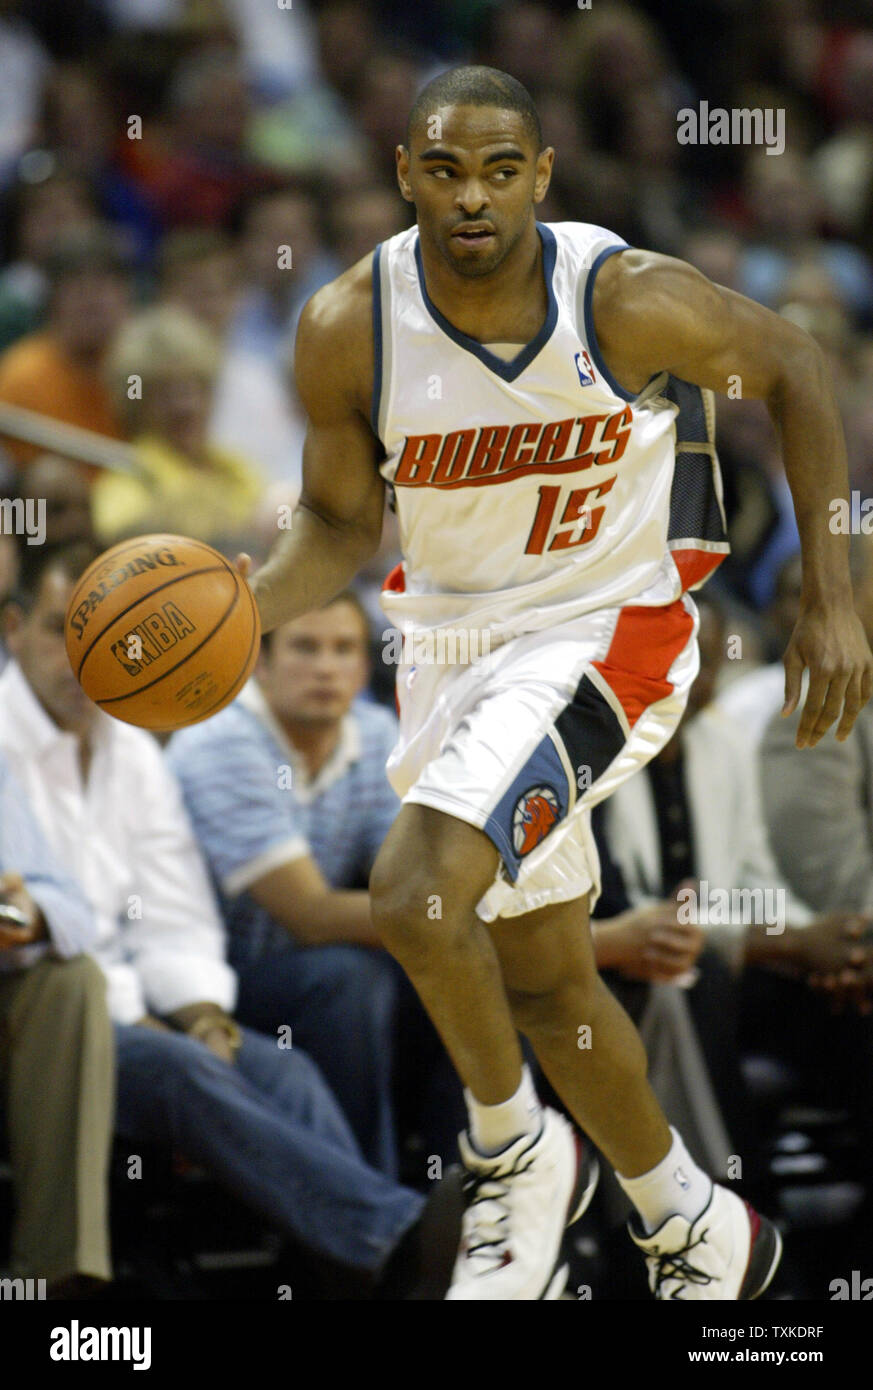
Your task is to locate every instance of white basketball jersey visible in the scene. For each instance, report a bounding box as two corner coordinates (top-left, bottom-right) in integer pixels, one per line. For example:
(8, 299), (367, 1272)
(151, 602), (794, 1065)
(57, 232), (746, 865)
(372, 221), (729, 641)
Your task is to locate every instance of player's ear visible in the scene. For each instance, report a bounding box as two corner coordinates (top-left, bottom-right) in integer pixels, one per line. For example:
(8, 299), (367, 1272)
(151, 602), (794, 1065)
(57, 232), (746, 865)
(396, 146), (414, 203)
(533, 147), (555, 204)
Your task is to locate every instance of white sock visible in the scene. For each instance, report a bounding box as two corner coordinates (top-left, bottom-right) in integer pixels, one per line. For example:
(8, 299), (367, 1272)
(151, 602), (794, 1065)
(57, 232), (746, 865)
(465, 1064), (543, 1156)
(616, 1128), (713, 1233)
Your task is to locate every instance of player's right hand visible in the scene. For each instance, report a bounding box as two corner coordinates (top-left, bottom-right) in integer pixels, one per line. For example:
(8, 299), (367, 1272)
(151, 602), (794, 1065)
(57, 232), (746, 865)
(782, 602), (873, 748)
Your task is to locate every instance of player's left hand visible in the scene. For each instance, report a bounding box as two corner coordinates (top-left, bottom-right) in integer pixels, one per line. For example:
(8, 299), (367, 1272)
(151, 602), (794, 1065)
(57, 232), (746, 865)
(781, 602), (873, 748)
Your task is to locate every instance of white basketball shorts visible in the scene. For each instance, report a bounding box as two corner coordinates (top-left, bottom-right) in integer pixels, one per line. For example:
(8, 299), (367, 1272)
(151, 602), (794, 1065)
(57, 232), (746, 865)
(385, 595), (700, 923)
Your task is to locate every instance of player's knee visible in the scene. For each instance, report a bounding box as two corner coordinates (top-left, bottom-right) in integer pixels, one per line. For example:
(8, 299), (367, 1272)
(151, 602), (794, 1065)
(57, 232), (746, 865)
(507, 977), (597, 1035)
(369, 853), (453, 961)
(370, 869), (435, 956)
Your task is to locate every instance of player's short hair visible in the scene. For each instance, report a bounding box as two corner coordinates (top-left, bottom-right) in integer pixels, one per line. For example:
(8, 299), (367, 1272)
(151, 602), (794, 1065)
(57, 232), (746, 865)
(405, 65), (542, 152)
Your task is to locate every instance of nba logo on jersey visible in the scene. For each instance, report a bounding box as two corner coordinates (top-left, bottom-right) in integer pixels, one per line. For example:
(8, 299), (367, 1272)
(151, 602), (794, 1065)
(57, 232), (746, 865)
(574, 349), (596, 387)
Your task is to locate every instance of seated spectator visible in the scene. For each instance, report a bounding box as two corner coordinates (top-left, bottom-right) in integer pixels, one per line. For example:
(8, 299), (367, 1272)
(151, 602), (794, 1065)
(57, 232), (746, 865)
(205, 185), (338, 493)
(738, 150), (873, 326)
(0, 540), (462, 1298)
(33, 63), (162, 267)
(157, 229), (240, 342)
(134, 48), (264, 229)
(0, 226), (131, 473)
(17, 452), (97, 550)
(0, 753), (113, 1297)
(167, 589), (447, 1176)
(0, 534), (19, 672)
(350, 48), (428, 188)
(328, 184), (410, 272)
(157, 226), (304, 492)
(681, 224), (744, 296)
(0, 5), (49, 179)
(0, 162), (100, 354)
(92, 305), (265, 548)
(715, 394), (801, 610)
(761, 532), (873, 920)
(716, 552), (803, 747)
(229, 184), (339, 359)
(604, 594), (873, 1163)
(810, 29), (873, 249)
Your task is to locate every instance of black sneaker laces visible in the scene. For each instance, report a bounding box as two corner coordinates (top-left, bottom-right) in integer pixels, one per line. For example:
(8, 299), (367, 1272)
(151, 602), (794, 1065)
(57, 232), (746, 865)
(462, 1149), (538, 1268)
(650, 1228), (713, 1298)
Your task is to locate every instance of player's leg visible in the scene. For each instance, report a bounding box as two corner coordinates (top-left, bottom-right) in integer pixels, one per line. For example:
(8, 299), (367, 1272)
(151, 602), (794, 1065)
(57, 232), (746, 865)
(490, 897), (783, 1301)
(489, 896), (672, 1175)
(370, 802), (600, 1300)
(372, 800), (671, 1173)
(370, 800), (522, 1105)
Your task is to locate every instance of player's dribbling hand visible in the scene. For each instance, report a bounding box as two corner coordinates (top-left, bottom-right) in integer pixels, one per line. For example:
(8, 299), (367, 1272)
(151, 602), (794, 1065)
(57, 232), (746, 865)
(782, 603), (873, 748)
(234, 553), (252, 582)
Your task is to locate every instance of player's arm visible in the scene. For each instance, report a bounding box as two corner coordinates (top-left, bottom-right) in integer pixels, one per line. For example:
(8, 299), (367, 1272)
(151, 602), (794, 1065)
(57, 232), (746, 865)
(246, 853), (380, 947)
(245, 266), (385, 634)
(593, 249), (873, 748)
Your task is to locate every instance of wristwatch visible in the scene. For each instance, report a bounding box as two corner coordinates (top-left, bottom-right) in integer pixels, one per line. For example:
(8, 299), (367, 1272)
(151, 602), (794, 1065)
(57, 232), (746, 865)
(188, 1013), (243, 1056)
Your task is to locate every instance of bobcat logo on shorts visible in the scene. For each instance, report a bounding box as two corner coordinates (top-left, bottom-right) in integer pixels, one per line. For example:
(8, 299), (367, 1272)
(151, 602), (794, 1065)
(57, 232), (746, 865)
(512, 785), (560, 856)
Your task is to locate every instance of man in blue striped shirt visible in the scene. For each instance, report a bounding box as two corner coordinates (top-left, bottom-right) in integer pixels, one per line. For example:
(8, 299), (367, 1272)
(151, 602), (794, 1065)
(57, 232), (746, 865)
(168, 591), (415, 1176)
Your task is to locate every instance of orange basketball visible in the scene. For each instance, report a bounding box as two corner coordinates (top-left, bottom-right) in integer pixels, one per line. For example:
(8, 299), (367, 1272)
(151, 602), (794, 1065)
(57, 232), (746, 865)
(64, 533), (261, 731)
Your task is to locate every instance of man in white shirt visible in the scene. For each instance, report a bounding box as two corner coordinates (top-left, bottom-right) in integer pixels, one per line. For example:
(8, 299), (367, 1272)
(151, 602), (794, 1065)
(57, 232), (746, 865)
(0, 539), (463, 1298)
(715, 554), (802, 748)
(0, 754), (113, 1297)
(604, 593), (873, 1159)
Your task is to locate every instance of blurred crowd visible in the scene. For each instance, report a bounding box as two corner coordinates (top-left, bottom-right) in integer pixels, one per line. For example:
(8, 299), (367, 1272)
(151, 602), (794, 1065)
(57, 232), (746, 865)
(0, 0), (872, 1299)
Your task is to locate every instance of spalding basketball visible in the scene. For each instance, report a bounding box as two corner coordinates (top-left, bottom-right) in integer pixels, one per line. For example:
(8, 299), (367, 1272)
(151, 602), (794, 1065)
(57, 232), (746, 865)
(65, 533), (261, 731)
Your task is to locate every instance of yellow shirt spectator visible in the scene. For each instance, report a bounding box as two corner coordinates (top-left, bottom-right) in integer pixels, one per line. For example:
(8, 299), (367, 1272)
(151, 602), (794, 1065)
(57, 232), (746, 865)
(92, 433), (263, 546)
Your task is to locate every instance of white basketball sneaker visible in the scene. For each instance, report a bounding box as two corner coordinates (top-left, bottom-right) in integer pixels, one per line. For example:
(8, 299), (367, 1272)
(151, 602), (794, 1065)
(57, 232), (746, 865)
(446, 1107), (599, 1300)
(629, 1183), (783, 1300)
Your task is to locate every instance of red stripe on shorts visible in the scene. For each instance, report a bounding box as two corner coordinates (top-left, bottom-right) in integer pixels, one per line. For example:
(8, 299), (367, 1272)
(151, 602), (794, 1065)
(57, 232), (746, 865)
(670, 546), (726, 592)
(382, 561), (405, 593)
(382, 562), (405, 717)
(592, 599), (694, 729)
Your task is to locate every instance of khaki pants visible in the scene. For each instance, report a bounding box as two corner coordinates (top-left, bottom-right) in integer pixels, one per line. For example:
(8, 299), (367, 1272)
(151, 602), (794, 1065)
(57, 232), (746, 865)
(0, 955), (114, 1284)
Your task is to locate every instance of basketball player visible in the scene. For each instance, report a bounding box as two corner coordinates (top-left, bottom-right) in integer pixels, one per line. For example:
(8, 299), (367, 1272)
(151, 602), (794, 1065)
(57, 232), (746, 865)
(238, 67), (873, 1299)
